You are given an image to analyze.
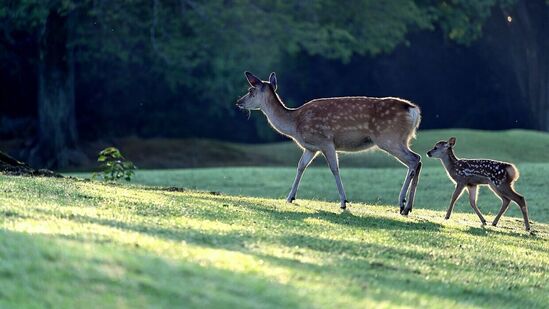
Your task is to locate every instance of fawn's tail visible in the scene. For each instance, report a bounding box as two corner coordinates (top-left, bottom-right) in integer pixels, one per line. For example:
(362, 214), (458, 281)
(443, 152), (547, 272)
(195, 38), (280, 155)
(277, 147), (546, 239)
(506, 164), (520, 182)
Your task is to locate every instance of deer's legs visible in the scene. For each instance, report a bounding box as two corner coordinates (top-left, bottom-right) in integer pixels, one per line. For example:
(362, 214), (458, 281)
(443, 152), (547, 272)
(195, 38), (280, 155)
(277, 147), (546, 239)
(399, 169), (414, 211)
(287, 149), (318, 203)
(446, 183), (465, 220)
(492, 197), (510, 227)
(404, 158), (422, 215)
(497, 184), (530, 231)
(378, 143), (421, 215)
(466, 185), (486, 225)
(322, 146), (348, 209)
(519, 201), (530, 231)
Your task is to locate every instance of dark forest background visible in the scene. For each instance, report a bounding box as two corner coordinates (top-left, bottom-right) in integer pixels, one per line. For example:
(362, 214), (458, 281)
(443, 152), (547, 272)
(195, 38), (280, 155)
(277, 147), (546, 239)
(0, 0), (548, 168)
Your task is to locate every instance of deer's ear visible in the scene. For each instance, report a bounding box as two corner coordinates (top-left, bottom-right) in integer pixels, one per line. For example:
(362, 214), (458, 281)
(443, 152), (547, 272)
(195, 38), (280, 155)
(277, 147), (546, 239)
(269, 72), (277, 91)
(245, 71), (262, 88)
(448, 137), (456, 147)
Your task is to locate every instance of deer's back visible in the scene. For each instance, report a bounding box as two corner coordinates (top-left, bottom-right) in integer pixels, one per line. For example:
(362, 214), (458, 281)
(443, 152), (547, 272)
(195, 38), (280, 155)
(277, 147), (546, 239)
(456, 159), (515, 186)
(294, 96), (418, 150)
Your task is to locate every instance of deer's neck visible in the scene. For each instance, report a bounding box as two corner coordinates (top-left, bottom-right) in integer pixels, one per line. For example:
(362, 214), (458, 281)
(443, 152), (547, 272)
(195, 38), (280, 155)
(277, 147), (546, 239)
(441, 148), (460, 178)
(261, 93), (296, 137)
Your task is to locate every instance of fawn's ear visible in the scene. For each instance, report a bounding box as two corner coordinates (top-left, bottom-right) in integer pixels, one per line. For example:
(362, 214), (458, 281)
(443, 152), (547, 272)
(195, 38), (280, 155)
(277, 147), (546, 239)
(245, 71), (262, 88)
(448, 137), (456, 147)
(268, 72), (277, 91)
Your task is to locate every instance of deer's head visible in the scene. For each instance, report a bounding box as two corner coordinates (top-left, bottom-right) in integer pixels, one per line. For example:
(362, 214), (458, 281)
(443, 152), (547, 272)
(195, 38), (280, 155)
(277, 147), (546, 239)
(236, 71), (278, 111)
(427, 137), (456, 159)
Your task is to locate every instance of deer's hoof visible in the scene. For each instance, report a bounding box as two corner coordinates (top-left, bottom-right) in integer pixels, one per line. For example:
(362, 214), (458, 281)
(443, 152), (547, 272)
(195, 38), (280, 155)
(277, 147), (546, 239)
(340, 200), (348, 209)
(399, 199), (406, 211)
(491, 222), (498, 227)
(400, 208), (410, 216)
(444, 216), (450, 220)
(286, 197), (295, 203)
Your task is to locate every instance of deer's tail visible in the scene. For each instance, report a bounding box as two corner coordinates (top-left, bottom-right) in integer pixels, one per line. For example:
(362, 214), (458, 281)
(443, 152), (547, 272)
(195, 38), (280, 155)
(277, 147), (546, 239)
(406, 103), (421, 139)
(506, 164), (520, 182)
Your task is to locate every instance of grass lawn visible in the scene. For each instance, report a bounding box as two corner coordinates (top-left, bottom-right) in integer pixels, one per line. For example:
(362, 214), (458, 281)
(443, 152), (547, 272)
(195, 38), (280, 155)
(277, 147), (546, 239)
(240, 129), (549, 168)
(1, 175), (548, 308)
(3, 129), (549, 308)
(128, 163), (549, 225)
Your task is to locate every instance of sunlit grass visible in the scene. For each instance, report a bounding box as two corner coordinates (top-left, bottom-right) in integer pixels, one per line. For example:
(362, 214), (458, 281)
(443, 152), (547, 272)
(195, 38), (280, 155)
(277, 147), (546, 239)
(1, 175), (548, 308)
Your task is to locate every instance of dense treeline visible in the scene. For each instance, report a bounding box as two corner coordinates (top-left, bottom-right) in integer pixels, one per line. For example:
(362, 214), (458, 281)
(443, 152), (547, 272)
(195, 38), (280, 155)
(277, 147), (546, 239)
(0, 0), (547, 168)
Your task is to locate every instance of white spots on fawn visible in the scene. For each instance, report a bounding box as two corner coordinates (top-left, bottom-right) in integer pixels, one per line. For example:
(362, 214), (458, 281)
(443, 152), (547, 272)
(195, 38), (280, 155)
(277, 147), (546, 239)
(447, 151), (512, 187)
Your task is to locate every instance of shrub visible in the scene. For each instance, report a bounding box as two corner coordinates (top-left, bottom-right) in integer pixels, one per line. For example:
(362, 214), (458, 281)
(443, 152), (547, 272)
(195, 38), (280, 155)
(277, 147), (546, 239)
(93, 147), (137, 182)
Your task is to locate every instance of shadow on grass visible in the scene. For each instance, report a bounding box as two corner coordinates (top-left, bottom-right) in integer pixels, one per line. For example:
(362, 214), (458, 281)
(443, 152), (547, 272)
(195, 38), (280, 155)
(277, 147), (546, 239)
(29, 205), (434, 261)
(461, 222), (541, 238)
(10, 188), (549, 308)
(197, 195), (444, 233)
(13, 207), (548, 308)
(0, 229), (308, 308)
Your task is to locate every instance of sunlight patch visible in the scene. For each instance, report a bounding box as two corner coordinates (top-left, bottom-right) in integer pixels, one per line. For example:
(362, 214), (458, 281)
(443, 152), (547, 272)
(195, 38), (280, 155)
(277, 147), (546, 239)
(253, 243), (327, 266)
(303, 217), (337, 228)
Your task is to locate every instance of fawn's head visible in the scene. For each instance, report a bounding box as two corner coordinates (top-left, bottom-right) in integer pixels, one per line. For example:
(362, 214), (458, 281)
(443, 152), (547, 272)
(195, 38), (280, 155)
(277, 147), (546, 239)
(236, 71), (278, 111)
(427, 137), (456, 159)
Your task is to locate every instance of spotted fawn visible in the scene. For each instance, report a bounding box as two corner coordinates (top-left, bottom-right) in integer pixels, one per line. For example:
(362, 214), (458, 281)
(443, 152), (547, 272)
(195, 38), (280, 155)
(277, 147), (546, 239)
(427, 137), (530, 231)
(237, 72), (422, 214)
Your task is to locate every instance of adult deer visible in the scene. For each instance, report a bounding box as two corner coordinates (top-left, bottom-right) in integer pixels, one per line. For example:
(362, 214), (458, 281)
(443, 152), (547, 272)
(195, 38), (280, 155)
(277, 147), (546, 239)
(236, 72), (422, 214)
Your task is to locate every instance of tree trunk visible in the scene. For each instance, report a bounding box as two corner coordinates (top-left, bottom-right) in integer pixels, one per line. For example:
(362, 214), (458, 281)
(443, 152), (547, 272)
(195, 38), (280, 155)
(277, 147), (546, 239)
(28, 9), (79, 169)
(504, 1), (549, 131)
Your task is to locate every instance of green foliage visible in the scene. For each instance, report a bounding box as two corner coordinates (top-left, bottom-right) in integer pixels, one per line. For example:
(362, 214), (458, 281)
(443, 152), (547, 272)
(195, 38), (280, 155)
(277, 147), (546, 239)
(3, 0), (543, 138)
(79, 0), (434, 113)
(429, 0), (517, 44)
(1, 0), (503, 112)
(93, 147), (136, 182)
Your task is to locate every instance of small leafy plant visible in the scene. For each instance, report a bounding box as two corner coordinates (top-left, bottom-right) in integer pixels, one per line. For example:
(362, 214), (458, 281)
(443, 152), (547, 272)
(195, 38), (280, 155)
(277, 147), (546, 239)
(93, 147), (137, 182)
